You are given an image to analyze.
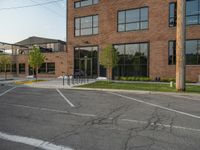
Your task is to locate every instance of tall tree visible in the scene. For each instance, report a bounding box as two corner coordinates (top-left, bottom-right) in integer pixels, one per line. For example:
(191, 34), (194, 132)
(0, 54), (11, 80)
(176, 0), (186, 91)
(28, 46), (45, 80)
(99, 45), (118, 80)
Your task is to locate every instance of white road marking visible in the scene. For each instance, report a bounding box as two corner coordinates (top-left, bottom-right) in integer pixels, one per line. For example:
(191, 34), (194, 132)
(1, 103), (200, 133)
(0, 131), (73, 150)
(120, 118), (200, 132)
(0, 87), (16, 97)
(172, 95), (200, 101)
(4, 103), (95, 117)
(56, 89), (75, 107)
(109, 92), (200, 119)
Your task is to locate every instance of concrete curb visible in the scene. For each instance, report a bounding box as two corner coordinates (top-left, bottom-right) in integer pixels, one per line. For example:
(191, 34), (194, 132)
(71, 87), (200, 96)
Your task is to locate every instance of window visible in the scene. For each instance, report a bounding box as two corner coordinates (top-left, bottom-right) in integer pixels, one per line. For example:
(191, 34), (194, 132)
(38, 63), (55, 74)
(75, 15), (99, 36)
(19, 64), (25, 74)
(169, 3), (177, 27)
(12, 64), (17, 73)
(169, 0), (200, 26)
(47, 63), (55, 74)
(113, 43), (149, 77)
(74, 46), (98, 77)
(118, 7), (149, 32)
(38, 63), (46, 73)
(74, 0), (99, 8)
(168, 40), (200, 65)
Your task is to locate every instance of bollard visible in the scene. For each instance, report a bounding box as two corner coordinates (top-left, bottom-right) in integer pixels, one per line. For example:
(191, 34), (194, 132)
(170, 81), (174, 87)
(63, 75), (65, 86)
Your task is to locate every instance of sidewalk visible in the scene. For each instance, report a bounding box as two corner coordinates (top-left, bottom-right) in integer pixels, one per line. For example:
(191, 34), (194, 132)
(22, 78), (96, 89)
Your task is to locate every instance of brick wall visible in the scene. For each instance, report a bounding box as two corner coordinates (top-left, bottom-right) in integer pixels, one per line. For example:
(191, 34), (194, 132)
(0, 52), (68, 78)
(67, 0), (200, 82)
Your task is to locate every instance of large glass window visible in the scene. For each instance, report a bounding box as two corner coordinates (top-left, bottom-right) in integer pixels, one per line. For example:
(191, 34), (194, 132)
(75, 15), (99, 36)
(118, 7), (149, 32)
(169, 0), (200, 26)
(74, 46), (98, 77)
(169, 40), (200, 65)
(47, 63), (55, 74)
(113, 43), (149, 77)
(38, 62), (55, 74)
(38, 63), (46, 73)
(19, 63), (25, 74)
(12, 64), (17, 73)
(75, 0), (99, 8)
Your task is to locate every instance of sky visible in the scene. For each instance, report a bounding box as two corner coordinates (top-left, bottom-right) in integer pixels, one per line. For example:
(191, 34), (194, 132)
(0, 0), (66, 43)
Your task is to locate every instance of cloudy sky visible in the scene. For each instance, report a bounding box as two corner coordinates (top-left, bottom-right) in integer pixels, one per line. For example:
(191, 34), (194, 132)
(0, 0), (66, 43)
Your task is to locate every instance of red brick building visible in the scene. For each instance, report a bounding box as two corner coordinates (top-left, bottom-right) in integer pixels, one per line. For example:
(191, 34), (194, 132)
(66, 0), (200, 82)
(0, 37), (67, 78)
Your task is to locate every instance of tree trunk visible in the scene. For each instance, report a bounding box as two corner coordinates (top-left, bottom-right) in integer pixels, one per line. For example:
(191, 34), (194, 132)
(35, 67), (38, 81)
(176, 0), (186, 91)
(4, 64), (7, 80)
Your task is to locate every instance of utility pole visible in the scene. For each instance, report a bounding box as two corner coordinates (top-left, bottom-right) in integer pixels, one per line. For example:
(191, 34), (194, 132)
(176, 0), (186, 91)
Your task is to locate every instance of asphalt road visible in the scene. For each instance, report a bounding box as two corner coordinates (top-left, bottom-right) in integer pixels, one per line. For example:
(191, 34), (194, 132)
(0, 84), (200, 150)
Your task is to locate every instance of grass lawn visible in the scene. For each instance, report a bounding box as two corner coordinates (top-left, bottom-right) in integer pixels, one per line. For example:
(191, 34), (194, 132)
(78, 81), (200, 93)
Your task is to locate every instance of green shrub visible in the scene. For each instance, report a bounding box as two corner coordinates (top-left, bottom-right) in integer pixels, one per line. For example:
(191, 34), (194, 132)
(118, 76), (151, 81)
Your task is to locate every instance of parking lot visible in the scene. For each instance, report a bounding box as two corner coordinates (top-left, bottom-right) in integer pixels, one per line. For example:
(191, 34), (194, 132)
(0, 84), (200, 150)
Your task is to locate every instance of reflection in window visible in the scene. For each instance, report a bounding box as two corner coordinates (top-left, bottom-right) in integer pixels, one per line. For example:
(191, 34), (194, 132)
(38, 63), (55, 74)
(38, 63), (46, 73)
(118, 7), (149, 32)
(19, 63), (25, 74)
(74, 46), (98, 77)
(75, 15), (99, 36)
(12, 64), (17, 73)
(169, 0), (200, 26)
(75, 0), (99, 8)
(168, 40), (200, 65)
(113, 43), (149, 77)
(47, 63), (55, 74)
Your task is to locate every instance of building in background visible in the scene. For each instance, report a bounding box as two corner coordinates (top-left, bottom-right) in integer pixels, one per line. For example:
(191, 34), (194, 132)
(66, 0), (200, 82)
(0, 36), (67, 78)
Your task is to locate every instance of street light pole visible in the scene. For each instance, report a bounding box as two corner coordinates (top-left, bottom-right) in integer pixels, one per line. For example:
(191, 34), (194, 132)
(176, 0), (186, 91)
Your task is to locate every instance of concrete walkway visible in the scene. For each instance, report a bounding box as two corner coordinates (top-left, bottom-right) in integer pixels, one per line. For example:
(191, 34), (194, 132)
(22, 78), (96, 89)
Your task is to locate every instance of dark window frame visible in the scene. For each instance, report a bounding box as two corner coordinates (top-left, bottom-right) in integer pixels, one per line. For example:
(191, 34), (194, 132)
(38, 62), (56, 74)
(74, 45), (99, 77)
(74, 15), (99, 37)
(113, 42), (149, 77)
(169, 0), (200, 27)
(74, 0), (99, 9)
(19, 63), (26, 74)
(117, 7), (149, 32)
(168, 39), (200, 65)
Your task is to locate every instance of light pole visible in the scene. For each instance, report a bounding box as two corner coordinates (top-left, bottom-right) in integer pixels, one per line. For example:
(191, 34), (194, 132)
(176, 0), (186, 91)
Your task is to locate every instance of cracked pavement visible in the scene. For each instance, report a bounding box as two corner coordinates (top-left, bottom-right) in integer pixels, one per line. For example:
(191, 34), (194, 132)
(0, 85), (200, 150)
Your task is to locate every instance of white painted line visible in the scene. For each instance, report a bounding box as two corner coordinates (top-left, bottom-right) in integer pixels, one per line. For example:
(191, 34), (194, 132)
(0, 87), (16, 97)
(172, 95), (200, 101)
(2, 103), (200, 133)
(0, 131), (73, 150)
(4, 103), (95, 117)
(56, 89), (75, 107)
(120, 118), (200, 132)
(109, 92), (200, 119)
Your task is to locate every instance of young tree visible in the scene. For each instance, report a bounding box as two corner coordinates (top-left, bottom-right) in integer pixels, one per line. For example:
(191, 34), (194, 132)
(28, 46), (45, 80)
(0, 54), (11, 80)
(99, 45), (118, 80)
